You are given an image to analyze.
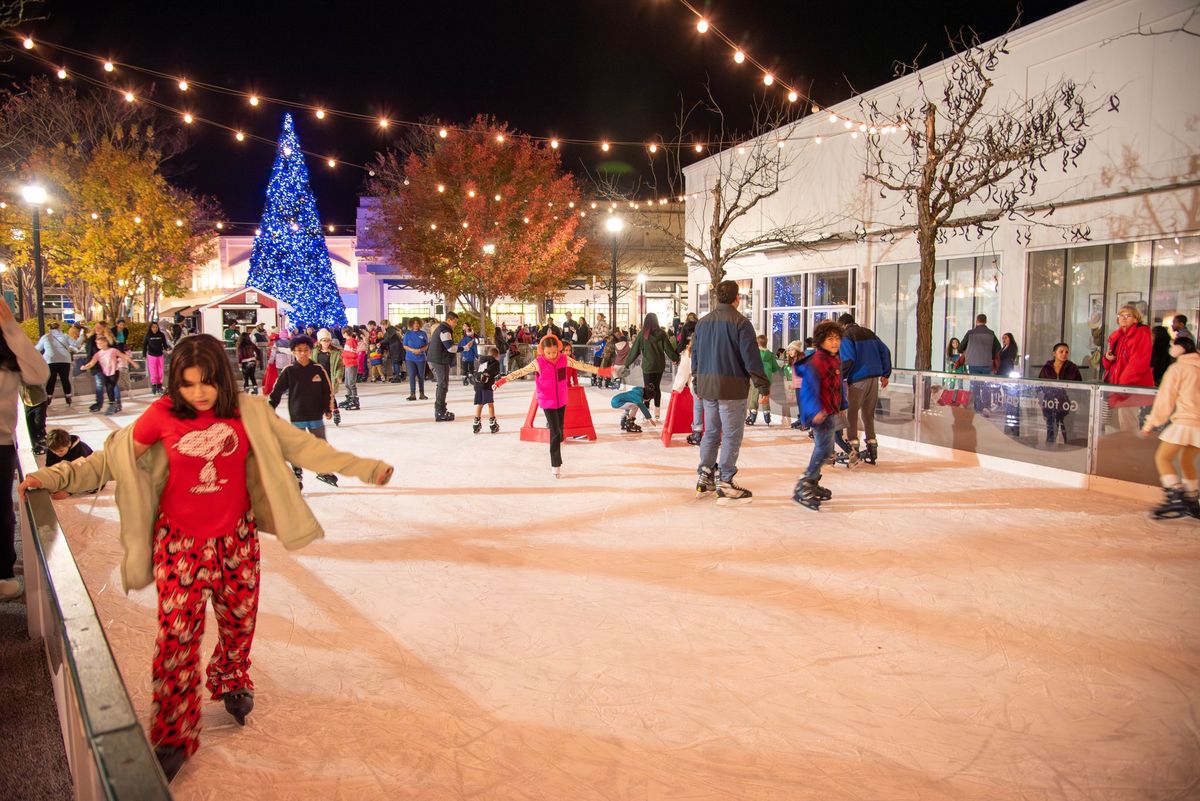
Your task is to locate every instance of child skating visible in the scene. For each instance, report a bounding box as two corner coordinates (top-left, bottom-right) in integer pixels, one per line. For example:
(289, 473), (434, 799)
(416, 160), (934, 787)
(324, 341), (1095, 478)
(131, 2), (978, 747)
(495, 334), (612, 477)
(473, 345), (502, 434)
(611, 385), (652, 433)
(794, 320), (847, 510)
(746, 334), (781, 426)
(1140, 336), (1200, 519)
(20, 334), (393, 782)
(79, 335), (139, 415)
(268, 335), (340, 489)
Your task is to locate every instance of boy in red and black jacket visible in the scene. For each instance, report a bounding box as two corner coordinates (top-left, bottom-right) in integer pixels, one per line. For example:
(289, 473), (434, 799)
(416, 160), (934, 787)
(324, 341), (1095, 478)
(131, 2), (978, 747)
(795, 320), (847, 510)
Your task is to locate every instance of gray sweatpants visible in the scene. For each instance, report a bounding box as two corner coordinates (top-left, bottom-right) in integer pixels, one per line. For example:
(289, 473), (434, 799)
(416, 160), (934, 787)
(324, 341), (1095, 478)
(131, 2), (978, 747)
(846, 377), (880, 442)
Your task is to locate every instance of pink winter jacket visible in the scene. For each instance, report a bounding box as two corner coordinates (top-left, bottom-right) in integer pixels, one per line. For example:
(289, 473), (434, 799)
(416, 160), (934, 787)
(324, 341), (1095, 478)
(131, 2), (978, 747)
(502, 354), (603, 409)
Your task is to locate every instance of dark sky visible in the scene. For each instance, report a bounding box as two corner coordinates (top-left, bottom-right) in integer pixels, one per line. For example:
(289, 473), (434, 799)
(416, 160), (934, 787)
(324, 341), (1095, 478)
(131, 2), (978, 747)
(9, 0), (1078, 227)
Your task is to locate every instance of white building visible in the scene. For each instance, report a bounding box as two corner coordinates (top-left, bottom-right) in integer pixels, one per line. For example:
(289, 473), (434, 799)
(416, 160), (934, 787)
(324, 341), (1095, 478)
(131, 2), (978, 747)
(683, 0), (1199, 379)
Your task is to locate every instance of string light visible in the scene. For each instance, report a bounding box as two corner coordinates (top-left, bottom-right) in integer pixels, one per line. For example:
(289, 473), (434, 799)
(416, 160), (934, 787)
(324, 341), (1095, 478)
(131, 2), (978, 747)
(437, 184), (445, 193)
(22, 37), (34, 49)
(134, 216), (142, 224)
(762, 73), (774, 86)
(282, 145), (292, 156)
(815, 136), (822, 144)
(829, 113), (839, 124)
(90, 212), (98, 220)
(648, 142), (658, 154)
(430, 223), (437, 230)
(248, 94), (260, 106)
(327, 158), (336, 168)
(103, 60), (114, 72)
(178, 79), (189, 91)
(123, 91), (135, 102)
(461, 221), (468, 228)
(844, 120), (853, 129)
(601, 142), (610, 152)
(254, 227), (261, 235)
(216, 222), (224, 229)
(175, 219), (183, 227)
(378, 118), (389, 128)
(494, 194), (502, 201)
(694, 143), (703, 153)
(495, 133), (505, 144)
(550, 138), (559, 149)
(467, 189), (476, 197)
(439, 128), (448, 138)
(696, 18), (709, 33)
(787, 90), (798, 103)
(56, 68), (67, 79)
(733, 50), (745, 64)
(315, 108), (326, 119)
(235, 131), (245, 141)
(183, 112), (193, 124)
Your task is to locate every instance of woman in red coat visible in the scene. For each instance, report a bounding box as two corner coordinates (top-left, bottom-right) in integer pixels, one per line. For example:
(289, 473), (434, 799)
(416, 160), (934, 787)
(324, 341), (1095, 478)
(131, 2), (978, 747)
(1102, 304), (1155, 430)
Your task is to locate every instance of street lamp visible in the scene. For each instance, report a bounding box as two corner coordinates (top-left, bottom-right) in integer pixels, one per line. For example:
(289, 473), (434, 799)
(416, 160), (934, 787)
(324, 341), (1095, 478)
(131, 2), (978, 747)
(21, 184), (48, 336)
(605, 216), (624, 327)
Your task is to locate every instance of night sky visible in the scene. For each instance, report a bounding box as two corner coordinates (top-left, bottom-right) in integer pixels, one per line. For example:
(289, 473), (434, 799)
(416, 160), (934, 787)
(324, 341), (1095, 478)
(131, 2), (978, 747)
(7, 0), (1078, 227)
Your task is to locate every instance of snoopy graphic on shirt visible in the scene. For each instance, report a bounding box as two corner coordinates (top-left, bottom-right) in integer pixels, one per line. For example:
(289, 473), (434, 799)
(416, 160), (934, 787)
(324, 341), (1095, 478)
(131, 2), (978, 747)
(174, 423), (240, 494)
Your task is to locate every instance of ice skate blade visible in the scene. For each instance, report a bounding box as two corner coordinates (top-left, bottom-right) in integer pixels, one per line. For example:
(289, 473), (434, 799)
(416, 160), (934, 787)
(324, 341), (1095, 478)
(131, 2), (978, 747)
(715, 495), (752, 506)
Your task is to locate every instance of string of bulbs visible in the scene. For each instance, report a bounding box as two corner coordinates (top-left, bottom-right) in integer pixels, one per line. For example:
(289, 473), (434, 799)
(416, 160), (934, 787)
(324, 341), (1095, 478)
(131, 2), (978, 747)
(5, 29), (888, 168)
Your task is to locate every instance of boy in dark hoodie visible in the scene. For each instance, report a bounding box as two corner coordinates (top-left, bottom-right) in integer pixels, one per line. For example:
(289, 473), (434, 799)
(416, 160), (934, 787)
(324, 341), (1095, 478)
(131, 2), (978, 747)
(794, 320), (847, 511)
(472, 346), (502, 434)
(268, 335), (338, 489)
(44, 428), (101, 496)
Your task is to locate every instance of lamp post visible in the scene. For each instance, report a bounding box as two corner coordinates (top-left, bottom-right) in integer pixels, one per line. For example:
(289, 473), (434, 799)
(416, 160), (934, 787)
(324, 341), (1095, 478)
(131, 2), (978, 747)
(605, 215), (624, 328)
(21, 184), (47, 336)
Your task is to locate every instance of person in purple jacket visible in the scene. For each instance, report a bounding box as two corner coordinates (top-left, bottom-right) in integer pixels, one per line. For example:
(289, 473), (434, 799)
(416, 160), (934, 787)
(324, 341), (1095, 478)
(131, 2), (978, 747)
(1037, 342), (1083, 445)
(494, 334), (612, 478)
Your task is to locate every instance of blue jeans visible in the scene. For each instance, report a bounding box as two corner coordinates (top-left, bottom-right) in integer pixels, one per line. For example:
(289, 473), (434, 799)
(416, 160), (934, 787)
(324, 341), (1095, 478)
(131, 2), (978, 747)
(698, 398), (747, 482)
(805, 416), (836, 478)
(407, 360), (425, 395)
(967, 365), (991, 412)
(292, 419), (325, 434)
(92, 371), (105, 406)
(691, 391), (704, 434)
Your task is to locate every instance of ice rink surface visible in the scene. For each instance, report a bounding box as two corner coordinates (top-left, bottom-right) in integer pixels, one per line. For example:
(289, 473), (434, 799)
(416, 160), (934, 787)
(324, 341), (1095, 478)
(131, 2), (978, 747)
(45, 378), (1200, 800)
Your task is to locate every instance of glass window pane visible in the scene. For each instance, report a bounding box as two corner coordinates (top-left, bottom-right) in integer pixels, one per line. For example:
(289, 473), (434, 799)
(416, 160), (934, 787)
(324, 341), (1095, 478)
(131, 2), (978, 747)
(975, 254), (1001, 351)
(811, 270), (851, 306)
(1062, 245), (1106, 382)
(896, 262), (920, 370)
(770, 312), (785, 353)
(788, 312), (801, 348)
(1151, 236), (1200, 341)
(874, 263), (898, 361)
(771, 274), (805, 307)
(696, 283), (709, 315)
(1024, 250), (1065, 378)
(946, 257), (976, 358)
(735, 278), (754, 319)
(1106, 240), (1152, 333)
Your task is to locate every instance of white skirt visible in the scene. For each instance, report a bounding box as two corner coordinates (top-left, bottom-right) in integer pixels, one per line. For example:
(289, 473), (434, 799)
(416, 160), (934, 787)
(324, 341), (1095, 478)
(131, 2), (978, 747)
(1159, 423), (1200, 448)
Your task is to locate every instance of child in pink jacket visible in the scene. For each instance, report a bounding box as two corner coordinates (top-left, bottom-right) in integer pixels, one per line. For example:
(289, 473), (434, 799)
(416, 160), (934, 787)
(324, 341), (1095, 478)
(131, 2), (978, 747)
(495, 334), (611, 478)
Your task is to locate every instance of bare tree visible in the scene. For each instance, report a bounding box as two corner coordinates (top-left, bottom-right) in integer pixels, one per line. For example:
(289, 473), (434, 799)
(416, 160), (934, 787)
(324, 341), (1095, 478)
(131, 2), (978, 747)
(594, 92), (832, 295)
(860, 23), (1110, 370)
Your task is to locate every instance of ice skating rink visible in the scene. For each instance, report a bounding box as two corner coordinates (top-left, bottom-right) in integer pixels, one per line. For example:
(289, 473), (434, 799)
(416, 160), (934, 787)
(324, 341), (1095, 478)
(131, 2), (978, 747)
(46, 380), (1200, 800)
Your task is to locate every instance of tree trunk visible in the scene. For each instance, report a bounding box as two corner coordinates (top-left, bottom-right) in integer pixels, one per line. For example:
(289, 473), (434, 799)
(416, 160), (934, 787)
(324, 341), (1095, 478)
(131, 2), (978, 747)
(914, 225), (937, 371)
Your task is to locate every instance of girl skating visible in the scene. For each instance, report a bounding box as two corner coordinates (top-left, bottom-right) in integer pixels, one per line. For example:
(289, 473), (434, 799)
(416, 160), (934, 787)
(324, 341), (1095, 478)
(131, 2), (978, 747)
(495, 334), (611, 477)
(19, 335), (394, 782)
(1140, 336), (1200, 520)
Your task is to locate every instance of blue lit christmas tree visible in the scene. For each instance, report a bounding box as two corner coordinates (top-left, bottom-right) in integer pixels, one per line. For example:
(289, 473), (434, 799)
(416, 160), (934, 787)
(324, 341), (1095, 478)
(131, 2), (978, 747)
(245, 113), (347, 328)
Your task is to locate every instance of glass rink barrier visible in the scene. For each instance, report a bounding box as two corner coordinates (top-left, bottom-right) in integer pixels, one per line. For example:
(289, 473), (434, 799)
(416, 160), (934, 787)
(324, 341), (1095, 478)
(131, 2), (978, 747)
(878, 370), (1162, 486)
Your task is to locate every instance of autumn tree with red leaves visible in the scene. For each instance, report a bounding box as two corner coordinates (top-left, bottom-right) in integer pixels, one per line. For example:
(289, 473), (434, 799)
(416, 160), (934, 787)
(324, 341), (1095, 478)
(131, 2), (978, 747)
(368, 116), (587, 339)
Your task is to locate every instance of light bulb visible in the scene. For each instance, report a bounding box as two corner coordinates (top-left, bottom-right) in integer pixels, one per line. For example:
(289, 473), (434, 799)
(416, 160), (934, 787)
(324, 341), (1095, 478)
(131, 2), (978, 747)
(255, 227), (261, 235)
(648, 143), (658, 153)
(601, 142), (610, 152)
(461, 221), (468, 228)
(467, 189), (476, 198)
(134, 216), (142, 224)
(56, 68), (67, 80)
(763, 73), (774, 86)
(216, 222), (224, 229)
(175, 219), (183, 227)
(495, 133), (505, 144)
(495, 194), (502, 201)
(103, 61), (114, 72)
(437, 184), (445, 193)
(282, 146), (292, 156)
(550, 138), (559, 149)
(248, 95), (259, 106)
(568, 201), (575, 208)
(378, 118), (389, 128)
(859, 123), (867, 132)
(178, 79), (189, 91)
(737, 146), (745, 154)
(788, 90), (798, 103)
(90, 212), (99, 220)
(590, 202), (597, 209)
(430, 223), (437, 230)
(815, 136), (822, 144)
(812, 105), (821, 113)
(777, 140), (785, 148)
(844, 120), (853, 129)
(315, 108), (326, 119)
(235, 131), (245, 141)
(328, 158), (336, 167)
(290, 222), (299, 231)
(850, 131), (858, 139)
(183, 113), (193, 124)
(523, 217), (530, 223)
(22, 37), (34, 49)
(869, 126), (877, 135)
(696, 18), (709, 33)
(733, 50), (745, 64)
(438, 128), (448, 138)
(694, 143), (703, 153)
(329, 225), (335, 232)
(124, 91), (135, 102)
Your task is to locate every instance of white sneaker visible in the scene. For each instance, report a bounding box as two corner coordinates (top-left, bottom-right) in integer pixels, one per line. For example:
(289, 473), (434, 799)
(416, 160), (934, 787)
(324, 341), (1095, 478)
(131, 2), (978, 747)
(0, 577), (23, 602)
(550, 466), (561, 479)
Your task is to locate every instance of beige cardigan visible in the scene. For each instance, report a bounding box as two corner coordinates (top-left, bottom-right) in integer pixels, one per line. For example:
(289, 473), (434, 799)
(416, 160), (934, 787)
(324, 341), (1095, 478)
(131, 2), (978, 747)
(30, 394), (392, 593)
(1144, 352), (1200, 431)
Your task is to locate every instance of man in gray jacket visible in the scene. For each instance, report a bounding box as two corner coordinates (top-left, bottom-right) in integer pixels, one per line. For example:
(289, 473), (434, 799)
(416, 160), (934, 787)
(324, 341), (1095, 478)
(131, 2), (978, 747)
(35, 321), (76, 406)
(960, 314), (1000, 413)
(690, 280), (770, 504)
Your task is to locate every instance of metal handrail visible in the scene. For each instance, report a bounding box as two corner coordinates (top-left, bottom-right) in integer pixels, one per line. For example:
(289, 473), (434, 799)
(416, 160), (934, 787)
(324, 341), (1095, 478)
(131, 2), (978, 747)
(16, 408), (171, 799)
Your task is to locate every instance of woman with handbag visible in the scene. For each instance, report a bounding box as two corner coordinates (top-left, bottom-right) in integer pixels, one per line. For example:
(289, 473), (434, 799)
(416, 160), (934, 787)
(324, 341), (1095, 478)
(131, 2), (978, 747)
(0, 301), (51, 601)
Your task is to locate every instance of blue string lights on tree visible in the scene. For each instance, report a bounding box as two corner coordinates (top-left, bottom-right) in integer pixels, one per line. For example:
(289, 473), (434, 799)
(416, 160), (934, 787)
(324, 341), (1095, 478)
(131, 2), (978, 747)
(245, 113), (347, 328)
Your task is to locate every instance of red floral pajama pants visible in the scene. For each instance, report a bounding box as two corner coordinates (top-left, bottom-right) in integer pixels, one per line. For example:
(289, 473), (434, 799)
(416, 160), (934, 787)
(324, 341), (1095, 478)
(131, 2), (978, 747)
(150, 510), (260, 755)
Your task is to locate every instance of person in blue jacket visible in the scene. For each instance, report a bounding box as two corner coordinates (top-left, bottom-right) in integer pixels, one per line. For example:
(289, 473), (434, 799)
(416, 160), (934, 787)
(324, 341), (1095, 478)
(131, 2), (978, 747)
(459, 324), (479, 386)
(795, 320), (848, 510)
(611, 386), (652, 433)
(837, 313), (892, 465)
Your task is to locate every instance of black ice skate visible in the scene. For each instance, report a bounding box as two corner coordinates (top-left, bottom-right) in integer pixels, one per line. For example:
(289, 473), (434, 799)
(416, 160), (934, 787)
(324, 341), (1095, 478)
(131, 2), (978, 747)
(316, 473), (339, 487)
(745, 410), (757, 426)
(862, 439), (878, 465)
(473, 417), (482, 434)
(695, 465), (717, 498)
(332, 408), (341, 427)
(763, 411), (772, 426)
(845, 439), (861, 468)
(155, 744), (188, 782)
(1151, 486), (1200, 520)
(685, 432), (702, 446)
(489, 418), (500, 434)
(293, 466), (303, 491)
(790, 418), (803, 429)
(406, 394), (417, 401)
(716, 477), (752, 505)
(793, 477), (824, 510)
(435, 411), (456, 422)
(222, 689), (254, 725)
(622, 416), (643, 433)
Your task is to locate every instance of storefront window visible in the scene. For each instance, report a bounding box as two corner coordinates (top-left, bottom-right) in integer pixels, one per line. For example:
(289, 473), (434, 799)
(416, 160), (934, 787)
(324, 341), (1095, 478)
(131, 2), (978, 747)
(1151, 236), (1199, 338)
(766, 269), (856, 350)
(695, 283), (709, 315)
(810, 270), (851, 306)
(1024, 250), (1066, 378)
(1063, 246), (1106, 380)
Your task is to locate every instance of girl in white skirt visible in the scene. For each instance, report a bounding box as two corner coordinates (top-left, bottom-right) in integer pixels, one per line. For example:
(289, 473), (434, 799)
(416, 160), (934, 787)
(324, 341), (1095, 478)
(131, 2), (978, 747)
(1141, 336), (1200, 519)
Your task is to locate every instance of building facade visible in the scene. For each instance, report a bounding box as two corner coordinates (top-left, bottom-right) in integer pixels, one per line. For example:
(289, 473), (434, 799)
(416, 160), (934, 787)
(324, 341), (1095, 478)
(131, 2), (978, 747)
(682, 0), (1199, 379)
